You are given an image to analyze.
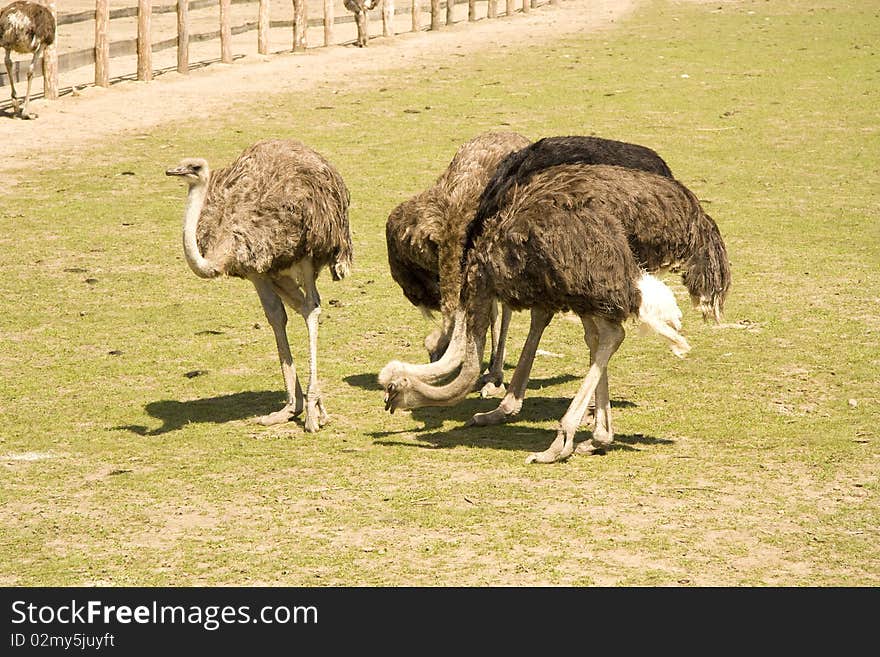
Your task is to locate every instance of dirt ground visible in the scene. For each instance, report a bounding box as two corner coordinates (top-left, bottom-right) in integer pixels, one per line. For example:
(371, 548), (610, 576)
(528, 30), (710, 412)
(0, 0), (646, 177)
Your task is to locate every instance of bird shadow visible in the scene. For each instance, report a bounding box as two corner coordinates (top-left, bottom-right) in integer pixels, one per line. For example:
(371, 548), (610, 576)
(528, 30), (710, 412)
(343, 372), (382, 391)
(114, 390), (285, 436)
(376, 421), (670, 455)
(342, 370), (583, 394)
(370, 393), (644, 444)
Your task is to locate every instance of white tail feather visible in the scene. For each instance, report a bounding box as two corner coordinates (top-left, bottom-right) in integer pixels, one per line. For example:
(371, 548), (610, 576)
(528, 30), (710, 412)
(637, 273), (691, 358)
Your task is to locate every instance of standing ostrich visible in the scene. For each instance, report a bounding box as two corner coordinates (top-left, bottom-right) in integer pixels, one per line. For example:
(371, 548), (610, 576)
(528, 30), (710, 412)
(0, 1), (55, 119)
(344, 0), (379, 47)
(380, 164), (731, 464)
(385, 130), (530, 397)
(166, 139), (353, 433)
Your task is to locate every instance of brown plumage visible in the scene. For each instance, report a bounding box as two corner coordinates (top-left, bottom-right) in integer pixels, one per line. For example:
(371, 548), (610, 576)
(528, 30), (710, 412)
(1, 1), (55, 119)
(166, 139), (353, 433)
(385, 130), (531, 395)
(381, 164), (731, 464)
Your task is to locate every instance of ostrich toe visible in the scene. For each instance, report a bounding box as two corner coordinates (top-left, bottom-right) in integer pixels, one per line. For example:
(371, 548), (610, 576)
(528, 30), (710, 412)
(525, 430), (575, 464)
(256, 403), (302, 426)
(477, 375), (506, 399)
(467, 406), (513, 427)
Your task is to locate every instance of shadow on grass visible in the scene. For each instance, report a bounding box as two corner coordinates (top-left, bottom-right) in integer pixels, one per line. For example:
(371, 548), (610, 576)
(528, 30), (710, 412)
(343, 373), (382, 391)
(343, 370), (584, 394)
(376, 425), (670, 455)
(115, 390), (285, 436)
(369, 393), (657, 455)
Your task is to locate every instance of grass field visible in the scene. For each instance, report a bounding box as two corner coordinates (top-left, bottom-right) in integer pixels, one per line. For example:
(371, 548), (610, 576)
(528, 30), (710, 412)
(1, 0), (877, 586)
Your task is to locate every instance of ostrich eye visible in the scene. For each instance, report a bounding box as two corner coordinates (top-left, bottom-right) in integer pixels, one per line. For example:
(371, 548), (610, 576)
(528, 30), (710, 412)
(191, 165), (202, 172)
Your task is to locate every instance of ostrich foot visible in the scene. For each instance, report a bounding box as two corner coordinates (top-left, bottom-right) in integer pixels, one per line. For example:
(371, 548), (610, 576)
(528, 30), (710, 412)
(20, 109), (37, 120)
(477, 375), (506, 399)
(525, 429), (575, 464)
(303, 398), (329, 433)
(574, 431), (613, 456)
(255, 403), (302, 426)
(467, 405), (517, 427)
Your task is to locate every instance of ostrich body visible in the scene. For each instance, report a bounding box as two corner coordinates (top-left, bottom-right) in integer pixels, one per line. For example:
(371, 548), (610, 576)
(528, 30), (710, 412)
(470, 135), (675, 250)
(166, 139), (353, 432)
(0, 1), (55, 119)
(385, 130), (531, 396)
(380, 164), (731, 464)
(344, 0), (379, 47)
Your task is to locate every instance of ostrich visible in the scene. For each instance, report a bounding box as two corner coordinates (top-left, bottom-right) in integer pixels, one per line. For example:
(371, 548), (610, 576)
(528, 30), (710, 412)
(344, 0), (379, 47)
(165, 139), (353, 433)
(456, 134), (678, 418)
(385, 130), (531, 397)
(0, 1), (55, 119)
(380, 164), (731, 464)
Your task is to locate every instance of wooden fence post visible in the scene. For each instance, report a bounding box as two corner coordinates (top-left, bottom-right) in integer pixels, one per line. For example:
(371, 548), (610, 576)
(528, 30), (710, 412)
(530, 0), (537, 8)
(137, 1), (152, 81)
(177, 0), (189, 73)
(258, 0), (270, 54)
(292, 0), (306, 51)
(506, 0), (515, 17)
(488, 0), (497, 19)
(468, 0), (476, 21)
(445, 0), (453, 25)
(323, 0), (334, 46)
(220, 0), (233, 62)
(95, 0), (109, 86)
(412, 0), (421, 31)
(430, 0), (440, 30)
(382, 0), (394, 37)
(41, 0), (57, 99)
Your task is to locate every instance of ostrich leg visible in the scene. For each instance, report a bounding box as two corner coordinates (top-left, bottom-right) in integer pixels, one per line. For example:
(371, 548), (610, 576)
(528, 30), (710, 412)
(479, 301), (512, 398)
(251, 276), (305, 426)
(526, 316), (624, 464)
(4, 49), (18, 116)
(299, 271), (329, 433)
(20, 45), (43, 119)
(576, 317), (612, 453)
(468, 307), (552, 426)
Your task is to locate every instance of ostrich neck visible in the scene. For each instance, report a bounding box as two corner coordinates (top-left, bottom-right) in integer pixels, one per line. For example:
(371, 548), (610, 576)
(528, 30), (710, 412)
(182, 183), (221, 279)
(406, 302), (492, 406)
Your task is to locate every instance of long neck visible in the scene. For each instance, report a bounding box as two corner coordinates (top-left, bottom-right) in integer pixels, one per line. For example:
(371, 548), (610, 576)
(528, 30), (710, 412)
(182, 182), (221, 278)
(405, 325), (486, 406)
(404, 299), (492, 406)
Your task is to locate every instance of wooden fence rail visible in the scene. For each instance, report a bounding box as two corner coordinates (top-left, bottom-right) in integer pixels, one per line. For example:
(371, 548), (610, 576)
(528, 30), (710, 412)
(1, 0), (552, 104)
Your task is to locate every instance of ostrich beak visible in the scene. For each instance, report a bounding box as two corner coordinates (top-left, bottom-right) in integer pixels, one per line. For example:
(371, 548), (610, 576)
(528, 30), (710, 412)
(383, 384), (397, 414)
(165, 165), (190, 177)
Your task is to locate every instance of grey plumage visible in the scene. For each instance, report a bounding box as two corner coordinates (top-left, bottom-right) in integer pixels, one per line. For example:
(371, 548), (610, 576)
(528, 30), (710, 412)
(166, 139), (353, 433)
(1, 1), (55, 119)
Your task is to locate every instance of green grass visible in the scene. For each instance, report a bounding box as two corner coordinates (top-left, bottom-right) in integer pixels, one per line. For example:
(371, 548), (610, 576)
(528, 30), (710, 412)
(1, 0), (877, 586)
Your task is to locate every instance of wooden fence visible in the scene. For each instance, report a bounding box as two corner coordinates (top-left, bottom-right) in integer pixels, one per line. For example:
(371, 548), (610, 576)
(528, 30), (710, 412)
(1, 0), (556, 105)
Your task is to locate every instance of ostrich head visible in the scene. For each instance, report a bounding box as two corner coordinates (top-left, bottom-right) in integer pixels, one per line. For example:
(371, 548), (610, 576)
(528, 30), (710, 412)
(165, 158), (211, 187)
(378, 362), (419, 414)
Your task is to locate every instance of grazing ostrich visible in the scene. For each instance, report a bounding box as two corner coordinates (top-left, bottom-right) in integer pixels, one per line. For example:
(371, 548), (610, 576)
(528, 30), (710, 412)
(472, 135), (675, 236)
(344, 0), (379, 47)
(385, 130), (530, 397)
(380, 164), (731, 464)
(166, 139), (353, 433)
(0, 1), (55, 119)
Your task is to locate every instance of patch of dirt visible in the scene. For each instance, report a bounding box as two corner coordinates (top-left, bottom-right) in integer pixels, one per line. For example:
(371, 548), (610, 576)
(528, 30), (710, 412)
(0, 0), (638, 177)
